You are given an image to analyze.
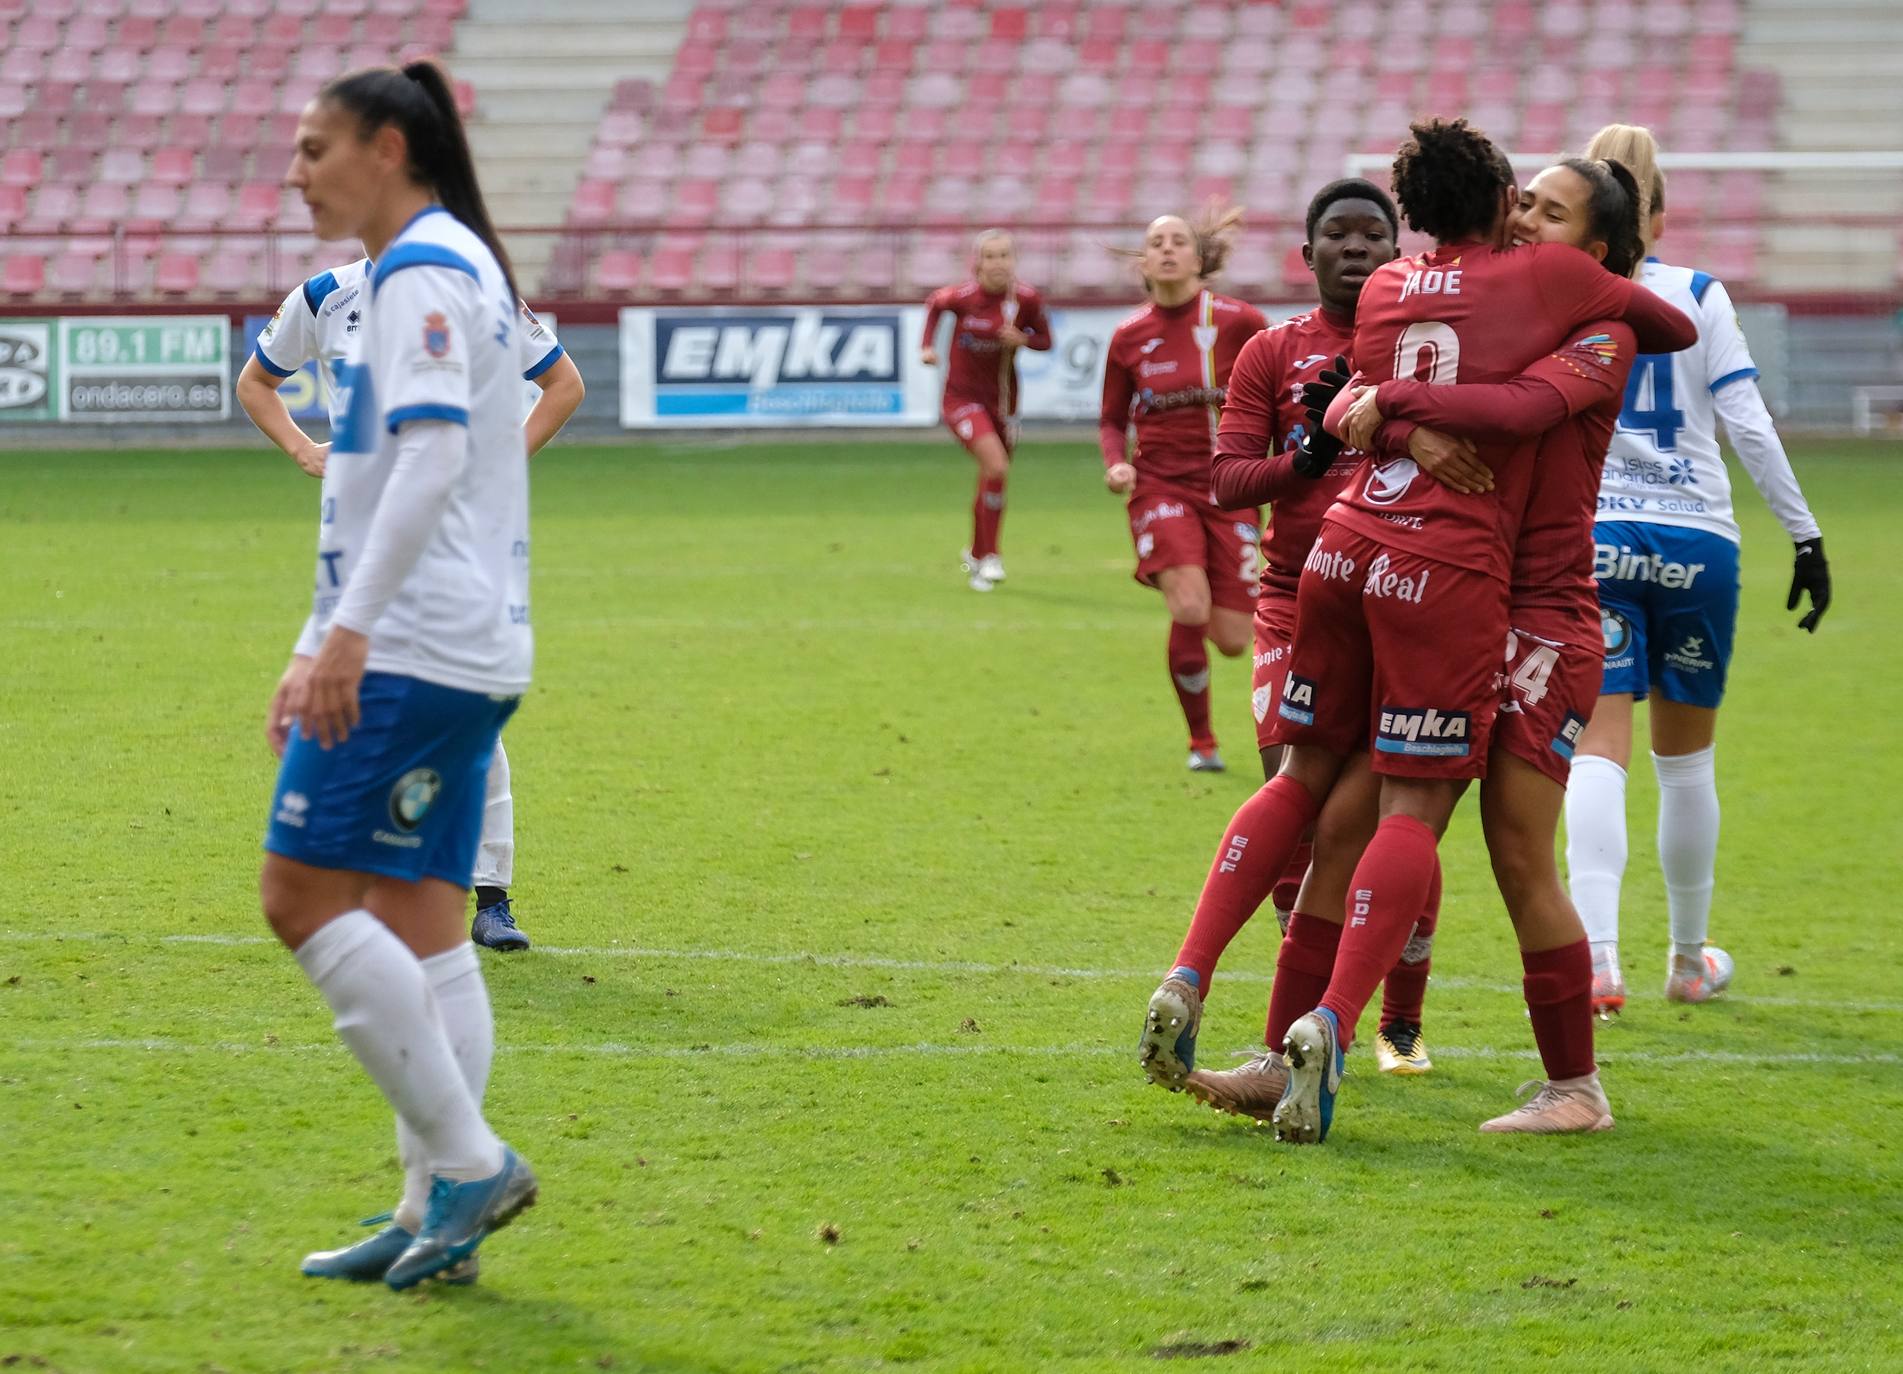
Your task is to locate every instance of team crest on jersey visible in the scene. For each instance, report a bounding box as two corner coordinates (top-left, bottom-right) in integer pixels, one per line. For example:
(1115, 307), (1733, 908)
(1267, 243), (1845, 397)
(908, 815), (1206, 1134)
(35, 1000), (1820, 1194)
(1362, 458), (1419, 506)
(388, 768), (443, 833)
(262, 304), (283, 340)
(423, 312), (451, 359)
(1192, 325), (1218, 352)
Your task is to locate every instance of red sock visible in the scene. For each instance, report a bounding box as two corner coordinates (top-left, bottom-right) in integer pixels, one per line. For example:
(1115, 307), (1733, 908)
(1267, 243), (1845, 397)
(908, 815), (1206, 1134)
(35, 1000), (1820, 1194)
(1522, 939), (1597, 1081)
(1168, 620), (1214, 750)
(972, 475), (1006, 558)
(1271, 839), (1313, 915)
(1171, 776), (1319, 992)
(1266, 911), (1342, 1049)
(1379, 857), (1441, 1026)
(1319, 814), (1441, 1044)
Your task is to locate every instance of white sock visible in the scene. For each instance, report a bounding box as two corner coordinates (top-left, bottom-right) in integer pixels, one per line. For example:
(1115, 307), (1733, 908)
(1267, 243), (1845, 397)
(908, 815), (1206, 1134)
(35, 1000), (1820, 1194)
(295, 912), (504, 1183)
(394, 943), (496, 1232)
(1653, 745), (1719, 951)
(1564, 755), (1629, 957)
(471, 741), (515, 890)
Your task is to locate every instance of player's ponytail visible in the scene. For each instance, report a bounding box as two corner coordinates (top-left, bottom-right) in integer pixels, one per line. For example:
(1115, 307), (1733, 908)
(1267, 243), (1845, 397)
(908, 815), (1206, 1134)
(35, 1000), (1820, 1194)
(322, 61), (518, 299)
(1583, 123), (1664, 275)
(1550, 157), (1645, 280)
(1188, 200), (1243, 280)
(1389, 118), (1513, 246)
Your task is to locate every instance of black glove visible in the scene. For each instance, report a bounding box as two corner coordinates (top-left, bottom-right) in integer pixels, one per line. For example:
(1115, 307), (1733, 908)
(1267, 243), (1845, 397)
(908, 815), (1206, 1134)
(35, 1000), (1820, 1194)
(1295, 355), (1354, 420)
(1787, 537), (1830, 632)
(1291, 420), (1341, 479)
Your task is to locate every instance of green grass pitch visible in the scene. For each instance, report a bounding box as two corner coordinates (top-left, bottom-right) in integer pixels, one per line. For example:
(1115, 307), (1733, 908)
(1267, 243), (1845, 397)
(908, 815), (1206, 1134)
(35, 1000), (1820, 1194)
(2, 437), (1900, 1373)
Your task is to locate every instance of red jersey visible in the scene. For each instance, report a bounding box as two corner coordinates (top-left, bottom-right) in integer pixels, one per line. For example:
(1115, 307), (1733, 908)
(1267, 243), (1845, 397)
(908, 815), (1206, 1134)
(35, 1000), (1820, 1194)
(1209, 305), (1360, 601)
(1375, 320), (1639, 645)
(922, 280), (1052, 416)
(1098, 290), (1268, 488)
(1328, 241), (1692, 582)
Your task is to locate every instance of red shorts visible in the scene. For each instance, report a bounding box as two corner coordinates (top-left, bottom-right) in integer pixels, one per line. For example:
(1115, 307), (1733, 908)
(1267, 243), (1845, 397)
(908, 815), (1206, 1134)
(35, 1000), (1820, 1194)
(1268, 521), (1509, 779)
(1251, 590), (1296, 750)
(1495, 612), (1601, 786)
(1127, 481), (1262, 614)
(943, 398), (1015, 455)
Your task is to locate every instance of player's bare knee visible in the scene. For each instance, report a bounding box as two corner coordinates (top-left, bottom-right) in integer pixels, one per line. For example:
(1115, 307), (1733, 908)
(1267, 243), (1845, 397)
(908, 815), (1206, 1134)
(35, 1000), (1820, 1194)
(1211, 625), (1250, 658)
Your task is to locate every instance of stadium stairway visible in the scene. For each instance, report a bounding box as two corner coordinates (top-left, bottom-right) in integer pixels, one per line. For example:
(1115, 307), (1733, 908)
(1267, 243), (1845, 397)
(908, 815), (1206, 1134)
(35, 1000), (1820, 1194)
(1739, 0), (1903, 291)
(446, 0), (694, 291)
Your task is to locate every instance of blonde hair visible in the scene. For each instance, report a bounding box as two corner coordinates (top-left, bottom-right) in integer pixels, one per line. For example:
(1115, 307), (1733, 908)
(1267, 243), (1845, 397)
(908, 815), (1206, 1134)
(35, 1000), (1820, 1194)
(1583, 124), (1664, 275)
(1123, 201), (1245, 291)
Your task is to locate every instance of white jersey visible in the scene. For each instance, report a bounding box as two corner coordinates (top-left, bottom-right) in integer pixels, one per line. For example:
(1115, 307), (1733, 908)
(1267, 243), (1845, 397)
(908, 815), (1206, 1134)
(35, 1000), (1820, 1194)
(256, 257), (563, 427)
(298, 209), (533, 695)
(1596, 259), (1819, 546)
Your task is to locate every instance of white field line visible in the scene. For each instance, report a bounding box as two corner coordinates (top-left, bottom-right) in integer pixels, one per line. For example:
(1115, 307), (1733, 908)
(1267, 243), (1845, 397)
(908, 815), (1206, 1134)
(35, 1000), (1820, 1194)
(8, 1036), (1899, 1069)
(6, 929), (1901, 1015)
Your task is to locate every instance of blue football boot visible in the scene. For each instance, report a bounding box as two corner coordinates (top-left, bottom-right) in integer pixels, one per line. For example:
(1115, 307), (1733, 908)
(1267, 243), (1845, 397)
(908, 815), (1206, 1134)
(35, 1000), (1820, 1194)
(303, 1213), (478, 1284)
(384, 1149), (537, 1291)
(471, 895), (530, 952)
(1274, 1007), (1345, 1144)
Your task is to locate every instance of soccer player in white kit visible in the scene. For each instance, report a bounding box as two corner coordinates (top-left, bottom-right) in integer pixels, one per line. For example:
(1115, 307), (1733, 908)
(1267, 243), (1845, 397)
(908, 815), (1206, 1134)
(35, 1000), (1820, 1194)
(260, 60), (544, 1289)
(1563, 126), (1831, 1015)
(239, 251), (583, 952)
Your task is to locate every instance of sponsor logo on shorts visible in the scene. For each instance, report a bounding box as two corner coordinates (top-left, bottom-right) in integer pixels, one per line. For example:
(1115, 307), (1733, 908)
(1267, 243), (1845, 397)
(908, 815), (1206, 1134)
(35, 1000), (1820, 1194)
(1376, 706), (1471, 757)
(1253, 643), (1287, 671)
(1362, 458), (1419, 507)
(1552, 711), (1587, 761)
(373, 829), (425, 849)
(274, 791), (309, 829)
(388, 767), (442, 833)
(1363, 552), (1431, 603)
(1593, 542), (1706, 588)
(1252, 685), (1272, 722)
(1663, 632), (1717, 674)
(1304, 543), (1357, 582)
(1136, 532), (1154, 557)
(956, 418), (974, 439)
(1133, 501), (1186, 532)
(1277, 674), (1317, 726)
(1233, 521), (1259, 542)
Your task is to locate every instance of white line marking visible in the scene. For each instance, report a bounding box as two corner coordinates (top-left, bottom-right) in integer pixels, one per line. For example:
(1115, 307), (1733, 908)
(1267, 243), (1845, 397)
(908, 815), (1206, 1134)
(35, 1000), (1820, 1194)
(6, 930), (1898, 1013)
(8, 1036), (1897, 1069)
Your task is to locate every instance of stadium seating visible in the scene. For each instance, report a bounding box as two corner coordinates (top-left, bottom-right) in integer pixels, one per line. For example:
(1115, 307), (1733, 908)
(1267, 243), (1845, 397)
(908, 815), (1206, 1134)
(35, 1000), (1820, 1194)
(0, 0), (1818, 301)
(0, 0), (469, 300)
(547, 0), (1788, 299)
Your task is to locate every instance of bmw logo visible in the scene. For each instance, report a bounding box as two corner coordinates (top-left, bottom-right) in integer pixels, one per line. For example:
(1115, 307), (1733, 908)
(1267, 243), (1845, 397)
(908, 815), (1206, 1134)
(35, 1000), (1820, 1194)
(388, 767), (443, 832)
(1601, 610), (1630, 656)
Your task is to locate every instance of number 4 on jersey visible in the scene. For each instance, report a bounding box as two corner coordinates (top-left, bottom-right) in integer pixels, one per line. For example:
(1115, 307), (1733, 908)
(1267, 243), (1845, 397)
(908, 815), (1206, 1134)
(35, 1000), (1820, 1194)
(1619, 355), (1683, 451)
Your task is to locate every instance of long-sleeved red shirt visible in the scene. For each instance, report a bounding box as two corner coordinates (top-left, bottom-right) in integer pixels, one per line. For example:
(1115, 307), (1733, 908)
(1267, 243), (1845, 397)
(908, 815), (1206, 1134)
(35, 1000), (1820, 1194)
(1097, 289), (1267, 489)
(922, 280), (1051, 415)
(1207, 305), (1360, 601)
(1373, 319), (1640, 642)
(1326, 241), (1694, 583)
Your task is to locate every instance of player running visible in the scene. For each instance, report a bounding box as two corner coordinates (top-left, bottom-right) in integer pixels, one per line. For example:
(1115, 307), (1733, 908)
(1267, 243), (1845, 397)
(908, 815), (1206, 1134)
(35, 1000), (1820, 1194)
(920, 232), (1052, 592)
(1097, 207), (1268, 773)
(239, 250), (583, 954)
(1137, 118), (1695, 1144)
(261, 61), (540, 1289)
(1333, 155), (1650, 1131)
(1562, 124), (1831, 1015)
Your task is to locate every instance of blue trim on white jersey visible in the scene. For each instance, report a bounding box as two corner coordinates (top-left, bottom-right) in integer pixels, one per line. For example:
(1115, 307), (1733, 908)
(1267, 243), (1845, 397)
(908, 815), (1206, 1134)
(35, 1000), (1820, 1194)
(1689, 271), (1716, 304)
(386, 403), (470, 432)
(302, 269), (341, 315)
(521, 343), (563, 382)
(372, 242), (479, 294)
(1709, 366), (1759, 393)
(252, 341), (298, 378)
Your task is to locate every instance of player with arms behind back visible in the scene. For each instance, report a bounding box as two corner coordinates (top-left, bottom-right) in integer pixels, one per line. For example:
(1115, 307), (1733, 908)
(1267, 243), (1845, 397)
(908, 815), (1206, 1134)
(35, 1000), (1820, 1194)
(261, 61), (540, 1290)
(1097, 207), (1267, 773)
(239, 249), (584, 953)
(1563, 124), (1832, 1014)
(921, 231), (1052, 591)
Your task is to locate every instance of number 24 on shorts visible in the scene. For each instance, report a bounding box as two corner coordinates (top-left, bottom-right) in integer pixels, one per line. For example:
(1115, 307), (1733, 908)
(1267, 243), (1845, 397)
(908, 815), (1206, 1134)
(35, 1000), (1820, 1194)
(1506, 632), (1558, 707)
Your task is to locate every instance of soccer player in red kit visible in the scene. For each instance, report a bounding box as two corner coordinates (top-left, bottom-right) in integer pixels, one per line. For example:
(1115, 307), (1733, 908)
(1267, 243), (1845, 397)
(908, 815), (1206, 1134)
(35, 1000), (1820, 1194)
(921, 230), (1052, 592)
(1337, 156), (1650, 1131)
(1098, 208), (1267, 772)
(1133, 119), (1695, 1142)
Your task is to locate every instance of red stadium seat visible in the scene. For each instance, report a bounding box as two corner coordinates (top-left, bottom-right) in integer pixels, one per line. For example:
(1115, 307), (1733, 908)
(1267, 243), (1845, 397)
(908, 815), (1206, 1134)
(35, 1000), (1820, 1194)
(153, 251), (199, 294)
(232, 181), (283, 229)
(2, 254), (47, 295)
(0, 185), (24, 229)
(570, 178), (616, 227)
(1, 149), (43, 187)
(646, 245), (696, 293)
